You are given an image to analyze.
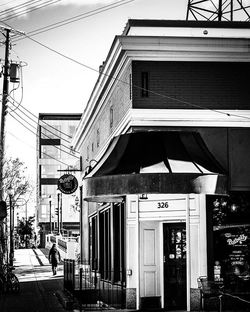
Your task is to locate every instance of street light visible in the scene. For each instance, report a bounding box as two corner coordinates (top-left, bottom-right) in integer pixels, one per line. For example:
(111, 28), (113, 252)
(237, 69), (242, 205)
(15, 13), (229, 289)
(48, 195), (52, 234)
(7, 185), (14, 266)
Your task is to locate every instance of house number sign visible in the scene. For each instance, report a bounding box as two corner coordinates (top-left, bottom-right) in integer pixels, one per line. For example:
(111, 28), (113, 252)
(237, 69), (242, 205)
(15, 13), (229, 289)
(157, 202), (169, 209)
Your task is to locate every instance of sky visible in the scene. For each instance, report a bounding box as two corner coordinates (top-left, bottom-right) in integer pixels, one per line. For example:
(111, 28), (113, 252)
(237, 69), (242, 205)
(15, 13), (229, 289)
(0, 0), (187, 178)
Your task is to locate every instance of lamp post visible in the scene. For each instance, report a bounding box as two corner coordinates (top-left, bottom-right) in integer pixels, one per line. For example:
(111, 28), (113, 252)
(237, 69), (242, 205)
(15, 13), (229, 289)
(56, 190), (60, 235)
(48, 195), (52, 234)
(7, 185), (14, 266)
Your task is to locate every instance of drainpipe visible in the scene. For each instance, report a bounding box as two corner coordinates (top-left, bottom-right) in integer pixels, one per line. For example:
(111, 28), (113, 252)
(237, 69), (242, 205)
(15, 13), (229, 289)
(186, 194), (191, 312)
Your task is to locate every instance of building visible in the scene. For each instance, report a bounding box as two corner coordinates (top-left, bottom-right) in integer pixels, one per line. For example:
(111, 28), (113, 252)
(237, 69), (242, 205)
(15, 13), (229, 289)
(72, 20), (250, 311)
(36, 113), (81, 247)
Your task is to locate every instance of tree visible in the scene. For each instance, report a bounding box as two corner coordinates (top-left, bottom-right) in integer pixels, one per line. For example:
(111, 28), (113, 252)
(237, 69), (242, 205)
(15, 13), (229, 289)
(2, 157), (33, 205)
(17, 216), (35, 239)
(1, 157), (34, 256)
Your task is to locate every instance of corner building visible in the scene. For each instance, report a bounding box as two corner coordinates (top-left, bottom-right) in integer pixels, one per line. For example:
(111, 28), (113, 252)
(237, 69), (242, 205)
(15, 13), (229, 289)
(72, 20), (250, 310)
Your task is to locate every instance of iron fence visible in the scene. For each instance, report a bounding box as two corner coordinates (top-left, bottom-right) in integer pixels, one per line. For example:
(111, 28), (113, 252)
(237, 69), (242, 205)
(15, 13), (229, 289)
(64, 259), (126, 310)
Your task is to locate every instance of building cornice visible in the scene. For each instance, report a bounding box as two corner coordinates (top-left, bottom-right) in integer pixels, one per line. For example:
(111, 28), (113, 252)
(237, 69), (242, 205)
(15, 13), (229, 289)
(72, 33), (250, 151)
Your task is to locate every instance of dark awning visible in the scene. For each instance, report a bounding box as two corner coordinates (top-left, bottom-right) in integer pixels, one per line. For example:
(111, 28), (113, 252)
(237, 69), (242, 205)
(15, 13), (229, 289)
(87, 131), (226, 177)
(83, 131), (228, 201)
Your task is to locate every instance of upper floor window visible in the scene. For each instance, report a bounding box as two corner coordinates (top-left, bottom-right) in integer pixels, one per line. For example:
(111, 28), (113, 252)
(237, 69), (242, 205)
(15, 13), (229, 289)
(110, 106), (113, 129)
(141, 72), (149, 97)
(97, 129), (100, 148)
(41, 125), (61, 139)
(86, 146), (89, 162)
(41, 164), (61, 178)
(41, 145), (61, 159)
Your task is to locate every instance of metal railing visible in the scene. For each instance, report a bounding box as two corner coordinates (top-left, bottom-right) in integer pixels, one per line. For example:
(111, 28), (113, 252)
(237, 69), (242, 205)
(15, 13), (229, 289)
(64, 260), (126, 310)
(64, 259), (75, 291)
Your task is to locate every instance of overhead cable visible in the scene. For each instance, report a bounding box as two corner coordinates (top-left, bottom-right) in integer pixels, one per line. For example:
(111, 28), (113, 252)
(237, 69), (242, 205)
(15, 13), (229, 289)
(9, 107), (80, 159)
(12, 0), (136, 40)
(1, 0), (61, 21)
(8, 112), (79, 165)
(23, 34), (250, 121)
(7, 129), (71, 167)
(9, 97), (74, 140)
(9, 98), (73, 147)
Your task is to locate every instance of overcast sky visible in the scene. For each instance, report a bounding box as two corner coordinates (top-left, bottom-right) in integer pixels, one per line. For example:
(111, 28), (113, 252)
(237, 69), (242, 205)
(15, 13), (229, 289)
(0, 0), (187, 177)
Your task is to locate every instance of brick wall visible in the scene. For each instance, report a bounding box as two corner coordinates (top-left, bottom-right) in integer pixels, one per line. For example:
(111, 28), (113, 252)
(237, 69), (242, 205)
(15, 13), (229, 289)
(80, 65), (132, 171)
(132, 61), (250, 110)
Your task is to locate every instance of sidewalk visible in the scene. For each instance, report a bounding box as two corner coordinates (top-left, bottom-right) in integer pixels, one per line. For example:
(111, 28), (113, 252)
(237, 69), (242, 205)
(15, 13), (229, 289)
(0, 248), (72, 312)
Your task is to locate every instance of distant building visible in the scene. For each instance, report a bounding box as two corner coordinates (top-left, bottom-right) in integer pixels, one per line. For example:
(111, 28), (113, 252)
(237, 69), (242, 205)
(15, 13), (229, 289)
(72, 20), (250, 311)
(36, 113), (81, 247)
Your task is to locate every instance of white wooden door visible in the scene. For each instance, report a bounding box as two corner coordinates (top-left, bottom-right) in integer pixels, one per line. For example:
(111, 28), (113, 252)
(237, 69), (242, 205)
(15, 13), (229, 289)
(140, 221), (160, 297)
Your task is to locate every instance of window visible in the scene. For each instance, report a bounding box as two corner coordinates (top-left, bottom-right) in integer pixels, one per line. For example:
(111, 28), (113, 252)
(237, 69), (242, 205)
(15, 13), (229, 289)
(41, 145), (61, 159)
(40, 205), (48, 219)
(41, 185), (58, 199)
(141, 72), (149, 97)
(41, 125), (61, 139)
(86, 146), (89, 162)
(41, 164), (61, 178)
(89, 203), (125, 284)
(110, 106), (113, 129)
(129, 74), (132, 100)
(207, 193), (250, 290)
(97, 129), (100, 148)
(69, 125), (76, 137)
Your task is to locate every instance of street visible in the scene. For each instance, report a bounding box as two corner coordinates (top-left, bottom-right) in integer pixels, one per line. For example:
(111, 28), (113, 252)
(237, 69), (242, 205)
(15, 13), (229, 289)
(0, 248), (68, 312)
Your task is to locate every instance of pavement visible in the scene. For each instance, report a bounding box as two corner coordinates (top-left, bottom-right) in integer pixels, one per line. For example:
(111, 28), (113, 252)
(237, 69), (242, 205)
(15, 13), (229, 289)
(0, 248), (75, 312)
(3, 249), (239, 312)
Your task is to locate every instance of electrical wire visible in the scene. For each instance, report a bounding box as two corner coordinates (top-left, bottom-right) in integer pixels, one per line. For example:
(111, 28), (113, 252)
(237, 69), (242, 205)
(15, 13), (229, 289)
(24, 34), (250, 121)
(0, 0), (45, 16)
(3, 6), (250, 122)
(8, 112), (77, 166)
(8, 96), (74, 145)
(8, 98), (70, 146)
(9, 107), (80, 159)
(0, 0), (21, 8)
(0, 0), (61, 21)
(7, 129), (71, 167)
(8, 95), (74, 140)
(11, 0), (136, 40)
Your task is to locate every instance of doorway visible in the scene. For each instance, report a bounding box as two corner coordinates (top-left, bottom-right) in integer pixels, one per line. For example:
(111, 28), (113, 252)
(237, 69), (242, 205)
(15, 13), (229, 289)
(163, 223), (186, 310)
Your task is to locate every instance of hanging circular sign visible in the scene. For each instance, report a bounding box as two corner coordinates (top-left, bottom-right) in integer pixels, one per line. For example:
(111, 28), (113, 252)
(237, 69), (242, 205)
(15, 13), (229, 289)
(57, 174), (78, 194)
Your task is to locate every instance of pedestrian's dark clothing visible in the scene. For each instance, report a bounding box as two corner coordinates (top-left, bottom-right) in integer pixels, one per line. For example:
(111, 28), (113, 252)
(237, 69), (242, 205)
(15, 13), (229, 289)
(49, 244), (61, 275)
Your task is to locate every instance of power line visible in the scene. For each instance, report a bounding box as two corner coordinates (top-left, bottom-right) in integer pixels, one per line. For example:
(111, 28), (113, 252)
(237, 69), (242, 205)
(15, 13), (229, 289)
(3, 11), (250, 123)
(24, 34), (250, 122)
(0, 0), (21, 8)
(7, 129), (70, 167)
(1, 0), (61, 21)
(9, 107), (80, 159)
(9, 96), (74, 140)
(8, 112), (78, 166)
(8, 98), (72, 146)
(11, 0), (136, 40)
(0, 0), (44, 16)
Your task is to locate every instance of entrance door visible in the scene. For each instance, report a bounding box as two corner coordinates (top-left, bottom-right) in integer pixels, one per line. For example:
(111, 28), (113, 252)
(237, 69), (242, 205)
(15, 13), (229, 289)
(163, 223), (186, 310)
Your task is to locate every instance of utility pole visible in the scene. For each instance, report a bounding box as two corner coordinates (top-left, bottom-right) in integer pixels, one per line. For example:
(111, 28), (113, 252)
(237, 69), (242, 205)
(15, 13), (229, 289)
(0, 27), (10, 201)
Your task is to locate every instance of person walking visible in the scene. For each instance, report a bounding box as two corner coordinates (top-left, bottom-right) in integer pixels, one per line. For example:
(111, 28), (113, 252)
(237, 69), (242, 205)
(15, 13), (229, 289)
(49, 243), (61, 275)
